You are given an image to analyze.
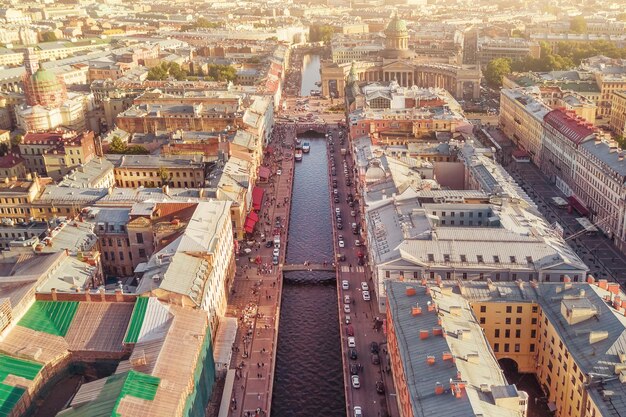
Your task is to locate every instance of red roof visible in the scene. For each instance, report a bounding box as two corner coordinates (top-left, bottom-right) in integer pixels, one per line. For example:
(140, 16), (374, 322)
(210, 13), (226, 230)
(251, 186), (264, 211)
(258, 166), (271, 179)
(0, 155), (24, 168)
(544, 109), (595, 145)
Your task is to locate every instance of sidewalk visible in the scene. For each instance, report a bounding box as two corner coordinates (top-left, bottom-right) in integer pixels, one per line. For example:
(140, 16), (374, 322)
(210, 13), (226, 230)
(226, 126), (297, 417)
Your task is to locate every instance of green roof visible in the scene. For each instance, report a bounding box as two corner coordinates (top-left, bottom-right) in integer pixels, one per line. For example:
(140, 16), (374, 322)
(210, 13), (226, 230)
(0, 354), (43, 417)
(385, 16), (408, 35)
(58, 370), (160, 417)
(18, 301), (79, 337)
(0, 384), (25, 417)
(123, 297), (149, 344)
(31, 68), (59, 84)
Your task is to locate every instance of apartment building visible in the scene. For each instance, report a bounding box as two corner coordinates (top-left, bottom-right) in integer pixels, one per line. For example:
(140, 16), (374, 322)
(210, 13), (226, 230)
(0, 176), (45, 224)
(18, 130), (97, 179)
(386, 281), (529, 417)
(135, 201), (235, 333)
(462, 278), (626, 417)
(477, 37), (541, 67)
(609, 90), (626, 137)
(500, 88), (551, 165)
(0, 154), (26, 179)
(57, 158), (115, 189)
(575, 138), (626, 251)
(107, 154), (206, 189)
(540, 109), (596, 198)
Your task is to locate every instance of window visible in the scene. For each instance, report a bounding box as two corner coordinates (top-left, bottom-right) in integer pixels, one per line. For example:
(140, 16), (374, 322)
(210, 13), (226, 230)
(532, 317), (537, 324)
(138, 248), (146, 258)
(505, 318), (511, 324)
(460, 255), (467, 262)
(494, 343), (500, 352)
(480, 306), (487, 313)
(493, 255), (500, 263)
(480, 317), (485, 324)
(443, 254), (450, 262)
(119, 252), (124, 261)
(526, 256), (533, 263)
(515, 329), (521, 338)
(504, 343), (510, 352)
(505, 329), (511, 338)
(495, 329), (500, 337)
(514, 344), (521, 352)
(427, 254), (434, 262)
(462, 273), (467, 279)
(531, 329), (536, 338)
(532, 305), (538, 313)
(530, 343), (535, 352)
(136, 233), (144, 244)
(510, 256), (516, 263)
(517, 306), (523, 313)
(516, 318), (522, 325)
(477, 255), (484, 263)
(506, 306), (512, 313)
(385, 271), (390, 278)
(495, 273), (501, 281)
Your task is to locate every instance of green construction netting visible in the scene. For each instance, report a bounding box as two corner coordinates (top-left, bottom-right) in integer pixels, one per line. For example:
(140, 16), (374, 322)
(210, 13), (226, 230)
(18, 301), (79, 336)
(123, 297), (149, 344)
(0, 354), (43, 417)
(56, 370), (160, 417)
(0, 384), (25, 417)
(183, 325), (216, 417)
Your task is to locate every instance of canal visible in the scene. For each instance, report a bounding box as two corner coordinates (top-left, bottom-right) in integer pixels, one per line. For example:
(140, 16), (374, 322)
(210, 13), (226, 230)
(271, 53), (345, 417)
(300, 54), (321, 97)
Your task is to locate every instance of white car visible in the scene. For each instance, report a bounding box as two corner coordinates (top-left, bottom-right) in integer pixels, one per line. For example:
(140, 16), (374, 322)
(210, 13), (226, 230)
(353, 406), (362, 417)
(361, 282), (369, 291)
(342, 280), (349, 290)
(355, 240), (361, 247)
(344, 304), (351, 313)
(335, 207), (341, 214)
(362, 290), (370, 301)
(347, 336), (356, 348)
(351, 375), (360, 389)
(338, 239), (345, 248)
(273, 248), (280, 257)
(277, 169), (282, 175)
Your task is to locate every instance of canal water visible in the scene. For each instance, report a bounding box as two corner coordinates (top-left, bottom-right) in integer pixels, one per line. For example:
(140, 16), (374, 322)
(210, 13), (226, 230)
(271, 56), (345, 415)
(271, 139), (344, 416)
(300, 54), (321, 96)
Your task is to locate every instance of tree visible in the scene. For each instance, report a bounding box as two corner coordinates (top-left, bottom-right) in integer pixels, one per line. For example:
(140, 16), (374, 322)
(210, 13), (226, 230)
(484, 58), (512, 87)
(570, 16), (588, 34)
(11, 134), (22, 147)
(147, 62), (189, 81)
(108, 135), (127, 153)
(309, 24), (335, 44)
(40, 31), (57, 42)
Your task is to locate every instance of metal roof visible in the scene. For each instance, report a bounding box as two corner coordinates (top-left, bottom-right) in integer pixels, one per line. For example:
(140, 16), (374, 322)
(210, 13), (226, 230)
(18, 301), (79, 337)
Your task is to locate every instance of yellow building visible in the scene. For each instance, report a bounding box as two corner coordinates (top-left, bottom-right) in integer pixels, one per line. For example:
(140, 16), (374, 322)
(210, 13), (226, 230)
(108, 155), (206, 189)
(609, 90), (626, 137)
(388, 278), (626, 417)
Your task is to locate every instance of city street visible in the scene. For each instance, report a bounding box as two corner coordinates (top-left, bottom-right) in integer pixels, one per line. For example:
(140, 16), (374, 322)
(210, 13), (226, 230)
(508, 161), (626, 284)
(325, 127), (398, 417)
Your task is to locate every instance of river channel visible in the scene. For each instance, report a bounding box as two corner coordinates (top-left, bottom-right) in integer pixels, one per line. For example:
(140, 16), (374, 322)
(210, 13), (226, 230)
(270, 55), (345, 417)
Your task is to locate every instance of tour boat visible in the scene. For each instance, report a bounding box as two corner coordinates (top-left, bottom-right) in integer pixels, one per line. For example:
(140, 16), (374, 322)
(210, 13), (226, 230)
(302, 142), (310, 153)
(295, 149), (303, 161)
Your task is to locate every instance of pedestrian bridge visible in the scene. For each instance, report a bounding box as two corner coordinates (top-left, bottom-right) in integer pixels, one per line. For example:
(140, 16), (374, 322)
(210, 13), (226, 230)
(282, 263), (336, 272)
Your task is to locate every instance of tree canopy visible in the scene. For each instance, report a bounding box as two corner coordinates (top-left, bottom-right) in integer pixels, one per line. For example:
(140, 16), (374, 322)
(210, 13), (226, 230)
(309, 25), (335, 44)
(147, 61), (236, 82)
(570, 16), (588, 34)
(183, 17), (223, 31)
(484, 58), (512, 87)
(107, 136), (149, 155)
(40, 31), (57, 42)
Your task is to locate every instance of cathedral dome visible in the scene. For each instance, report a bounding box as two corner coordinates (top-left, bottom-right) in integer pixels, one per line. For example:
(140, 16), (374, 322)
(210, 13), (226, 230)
(23, 68), (67, 108)
(385, 15), (408, 37)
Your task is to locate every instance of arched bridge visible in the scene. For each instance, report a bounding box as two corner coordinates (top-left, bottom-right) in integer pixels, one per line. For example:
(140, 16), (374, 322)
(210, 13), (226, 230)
(282, 263), (336, 272)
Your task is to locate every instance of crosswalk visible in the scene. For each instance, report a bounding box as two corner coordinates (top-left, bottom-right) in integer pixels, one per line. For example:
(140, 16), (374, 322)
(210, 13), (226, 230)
(340, 265), (365, 273)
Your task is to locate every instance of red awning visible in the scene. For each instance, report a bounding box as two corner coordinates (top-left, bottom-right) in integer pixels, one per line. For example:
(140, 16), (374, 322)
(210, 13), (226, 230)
(252, 187), (264, 211)
(244, 213), (258, 233)
(568, 195), (589, 216)
(259, 166), (271, 180)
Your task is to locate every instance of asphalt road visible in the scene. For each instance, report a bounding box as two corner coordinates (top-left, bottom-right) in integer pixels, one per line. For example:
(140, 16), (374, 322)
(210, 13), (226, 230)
(323, 126), (398, 417)
(507, 161), (626, 284)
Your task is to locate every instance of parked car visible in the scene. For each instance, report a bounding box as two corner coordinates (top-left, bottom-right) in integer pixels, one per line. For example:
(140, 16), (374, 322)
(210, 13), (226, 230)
(344, 304), (351, 313)
(273, 248), (280, 257)
(362, 291), (370, 301)
(342, 280), (349, 290)
(371, 353), (380, 365)
(346, 324), (355, 336)
(349, 348), (358, 359)
(355, 240), (361, 247)
(361, 282), (369, 291)
(337, 222), (343, 230)
(351, 375), (361, 389)
(345, 315), (351, 324)
(376, 381), (385, 394)
(370, 342), (379, 354)
(354, 406), (363, 417)
(265, 241), (273, 248)
(272, 255), (279, 265)
(344, 295), (351, 304)
(347, 337), (356, 348)
(350, 363), (359, 375)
